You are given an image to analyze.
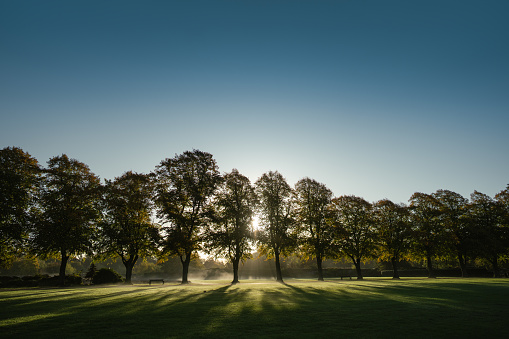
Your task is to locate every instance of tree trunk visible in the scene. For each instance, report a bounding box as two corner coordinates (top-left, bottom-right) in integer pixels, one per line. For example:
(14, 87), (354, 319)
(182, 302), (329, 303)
(426, 253), (436, 278)
(59, 251), (69, 287)
(123, 255), (138, 285)
(316, 254), (324, 281)
(353, 258), (363, 280)
(391, 257), (400, 279)
(491, 256), (500, 278)
(181, 253), (191, 284)
(457, 251), (468, 278)
(232, 258), (240, 284)
(275, 248), (283, 282)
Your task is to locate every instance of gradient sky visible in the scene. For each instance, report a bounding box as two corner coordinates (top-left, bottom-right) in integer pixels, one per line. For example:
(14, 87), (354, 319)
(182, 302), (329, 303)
(1, 0), (508, 204)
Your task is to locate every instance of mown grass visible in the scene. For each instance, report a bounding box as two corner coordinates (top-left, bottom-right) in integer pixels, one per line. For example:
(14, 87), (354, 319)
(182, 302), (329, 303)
(1, 278), (508, 338)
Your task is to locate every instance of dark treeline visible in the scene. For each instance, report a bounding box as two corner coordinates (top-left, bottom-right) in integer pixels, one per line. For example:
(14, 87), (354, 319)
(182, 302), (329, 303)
(1, 146), (508, 285)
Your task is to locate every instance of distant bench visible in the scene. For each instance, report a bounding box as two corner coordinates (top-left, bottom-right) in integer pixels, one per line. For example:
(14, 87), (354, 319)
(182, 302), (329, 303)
(149, 279), (164, 285)
(340, 276), (352, 280)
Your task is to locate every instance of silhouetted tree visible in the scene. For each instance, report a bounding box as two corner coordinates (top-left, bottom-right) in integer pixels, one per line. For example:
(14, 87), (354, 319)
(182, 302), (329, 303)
(255, 171), (296, 282)
(294, 177), (333, 281)
(99, 171), (160, 284)
(154, 150), (221, 284)
(409, 192), (444, 278)
(0, 147), (40, 268)
(31, 155), (101, 286)
(329, 195), (375, 280)
(373, 199), (412, 279)
(469, 191), (508, 277)
(206, 169), (257, 284)
(432, 189), (472, 277)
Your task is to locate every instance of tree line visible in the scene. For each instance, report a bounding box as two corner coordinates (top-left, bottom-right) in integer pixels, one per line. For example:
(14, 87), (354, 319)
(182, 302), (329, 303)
(1, 146), (508, 285)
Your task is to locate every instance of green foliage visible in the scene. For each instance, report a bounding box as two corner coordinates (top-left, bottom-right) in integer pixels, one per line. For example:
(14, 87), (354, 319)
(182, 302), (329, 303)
(294, 177), (333, 280)
(155, 150), (222, 283)
(30, 154), (101, 285)
(255, 171), (296, 281)
(328, 195), (376, 279)
(206, 169), (258, 283)
(373, 199), (412, 278)
(100, 171), (160, 283)
(92, 268), (124, 284)
(0, 147), (40, 268)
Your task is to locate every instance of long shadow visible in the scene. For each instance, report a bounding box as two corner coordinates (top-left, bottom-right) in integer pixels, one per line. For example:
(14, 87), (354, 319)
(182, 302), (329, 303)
(2, 280), (509, 338)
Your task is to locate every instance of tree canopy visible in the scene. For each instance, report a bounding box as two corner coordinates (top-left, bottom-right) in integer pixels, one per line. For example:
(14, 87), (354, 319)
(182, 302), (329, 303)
(31, 154), (101, 285)
(100, 171), (160, 284)
(255, 171), (296, 282)
(0, 147), (40, 268)
(294, 177), (333, 281)
(206, 169), (258, 284)
(154, 150), (222, 284)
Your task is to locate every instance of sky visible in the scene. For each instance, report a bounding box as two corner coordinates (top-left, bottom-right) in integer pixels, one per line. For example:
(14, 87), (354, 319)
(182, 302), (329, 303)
(1, 0), (508, 204)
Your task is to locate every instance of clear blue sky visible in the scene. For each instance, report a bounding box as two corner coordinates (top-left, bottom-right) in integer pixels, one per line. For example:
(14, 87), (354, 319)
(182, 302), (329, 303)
(1, 0), (508, 204)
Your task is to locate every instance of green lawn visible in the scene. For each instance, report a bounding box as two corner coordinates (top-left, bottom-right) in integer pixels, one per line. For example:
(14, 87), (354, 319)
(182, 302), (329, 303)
(1, 278), (508, 338)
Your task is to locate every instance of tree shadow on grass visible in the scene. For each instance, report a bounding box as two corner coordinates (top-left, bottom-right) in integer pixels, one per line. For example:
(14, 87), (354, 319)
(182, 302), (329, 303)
(2, 280), (509, 338)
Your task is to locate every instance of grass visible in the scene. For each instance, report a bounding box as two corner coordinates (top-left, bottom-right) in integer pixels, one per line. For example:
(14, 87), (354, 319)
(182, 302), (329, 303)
(1, 278), (508, 338)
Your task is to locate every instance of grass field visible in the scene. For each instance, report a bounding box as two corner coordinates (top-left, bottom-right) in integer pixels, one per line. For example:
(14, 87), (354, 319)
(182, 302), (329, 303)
(1, 278), (508, 338)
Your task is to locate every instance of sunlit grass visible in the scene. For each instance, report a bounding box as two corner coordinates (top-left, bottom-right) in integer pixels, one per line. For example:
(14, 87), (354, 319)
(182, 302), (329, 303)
(1, 278), (508, 338)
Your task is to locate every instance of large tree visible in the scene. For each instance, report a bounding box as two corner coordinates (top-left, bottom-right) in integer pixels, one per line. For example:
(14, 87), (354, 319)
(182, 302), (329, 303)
(255, 171), (295, 282)
(469, 190), (508, 277)
(99, 171), (160, 284)
(154, 150), (221, 284)
(432, 189), (472, 277)
(0, 147), (40, 268)
(329, 195), (375, 280)
(408, 192), (444, 278)
(294, 177), (333, 281)
(206, 169), (257, 284)
(31, 155), (101, 286)
(373, 199), (412, 279)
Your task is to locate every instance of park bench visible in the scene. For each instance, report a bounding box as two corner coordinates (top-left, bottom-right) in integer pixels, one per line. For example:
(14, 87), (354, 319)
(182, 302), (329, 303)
(149, 279), (164, 285)
(340, 276), (352, 280)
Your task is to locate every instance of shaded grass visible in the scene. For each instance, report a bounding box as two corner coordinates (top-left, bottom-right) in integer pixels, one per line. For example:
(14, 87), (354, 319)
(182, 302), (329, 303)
(1, 278), (508, 338)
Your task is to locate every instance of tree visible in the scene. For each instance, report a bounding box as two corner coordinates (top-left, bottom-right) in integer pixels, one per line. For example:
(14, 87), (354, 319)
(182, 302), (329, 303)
(99, 171), (160, 284)
(31, 154), (101, 286)
(255, 171), (295, 282)
(0, 147), (40, 268)
(206, 169), (257, 284)
(372, 199), (412, 279)
(408, 192), (444, 278)
(154, 150), (221, 284)
(432, 189), (471, 277)
(294, 177), (333, 281)
(329, 195), (375, 280)
(469, 191), (508, 277)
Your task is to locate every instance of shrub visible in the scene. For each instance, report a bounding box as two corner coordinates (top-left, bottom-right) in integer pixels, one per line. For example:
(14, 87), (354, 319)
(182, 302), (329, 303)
(92, 268), (124, 285)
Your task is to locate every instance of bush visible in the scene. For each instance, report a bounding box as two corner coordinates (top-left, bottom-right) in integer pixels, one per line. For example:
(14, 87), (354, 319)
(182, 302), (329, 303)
(92, 268), (124, 285)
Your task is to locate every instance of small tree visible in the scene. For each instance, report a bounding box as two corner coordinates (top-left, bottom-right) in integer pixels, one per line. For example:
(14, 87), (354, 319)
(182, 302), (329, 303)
(154, 150), (221, 284)
(85, 262), (98, 281)
(294, 177), (333, 281)
(329, 195), (375, 280)
(206, 169), (257, 284)
(255, 171), (296, 282)
(99, 171), (160, 284)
